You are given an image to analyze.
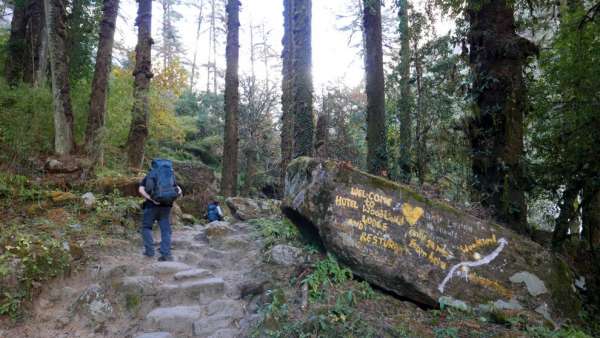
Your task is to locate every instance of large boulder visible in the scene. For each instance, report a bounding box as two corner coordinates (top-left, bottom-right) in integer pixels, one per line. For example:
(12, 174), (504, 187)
(172, 161), (218, 217)
(225, 197), (281, 220)
(282, 158), (581, 322)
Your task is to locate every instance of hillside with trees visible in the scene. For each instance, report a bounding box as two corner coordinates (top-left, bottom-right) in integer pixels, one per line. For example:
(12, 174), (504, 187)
(0, 0), (599, 336)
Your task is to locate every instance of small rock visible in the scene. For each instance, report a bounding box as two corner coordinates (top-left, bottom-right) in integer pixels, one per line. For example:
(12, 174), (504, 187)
(438, 296), (470, 311)
(492, 298), (523, 311)
(269, 244), (303, 266)
(69, 223), (83, 231)
(205, 221), (233, 238)
(509, 271), (548, 297)
(71, 284), (113, 323)
(82, 192), (96, 208)
(144, 305), (202, 334)
(116, 275), (160, 296)
(173, 268), (212, 281)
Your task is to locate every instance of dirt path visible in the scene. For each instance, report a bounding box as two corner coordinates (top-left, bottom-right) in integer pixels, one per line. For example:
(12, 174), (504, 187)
(3, 221), (267, 338)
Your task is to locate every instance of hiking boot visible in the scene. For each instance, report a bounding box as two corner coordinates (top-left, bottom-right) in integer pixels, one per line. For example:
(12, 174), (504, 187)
(158, 255), (173, 262)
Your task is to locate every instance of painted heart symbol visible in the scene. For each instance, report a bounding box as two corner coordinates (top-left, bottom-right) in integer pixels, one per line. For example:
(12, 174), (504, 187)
(402, 203), (424, 226)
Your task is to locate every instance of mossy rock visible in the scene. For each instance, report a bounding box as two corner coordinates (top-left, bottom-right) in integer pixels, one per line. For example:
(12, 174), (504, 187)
(282, 157), (582, 322)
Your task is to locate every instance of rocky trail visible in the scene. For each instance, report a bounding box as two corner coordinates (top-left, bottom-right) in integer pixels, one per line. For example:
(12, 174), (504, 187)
(3, 220), (270, 338)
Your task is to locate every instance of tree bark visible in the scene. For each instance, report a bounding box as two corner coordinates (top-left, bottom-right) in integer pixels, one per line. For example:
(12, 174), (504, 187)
(280, 0), (294, 194)
(220, 0), (240, 197)
(190, 0), (204, 89)
(242, 145), (257, 196)
(363, 0), (387, 175)
(23, 0), (47, 85)
(315, 110), (329, 159)
(85, 0), (119, 167)
(466, 0), (537, 234)
(582, 186), (600, 249)
(397, 0), (411, 182)
(552, 184), (580, 249)
(414, 40), (427, 185)
(126, 0), (153, 170)
(291, 0), (313, 158)
(46, 0), (75, 155)
(5, 0), (28, 86)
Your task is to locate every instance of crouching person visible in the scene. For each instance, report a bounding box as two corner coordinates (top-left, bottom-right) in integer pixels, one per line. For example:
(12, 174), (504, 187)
(207, 200), (224, 222)
(139, 159), (182, 261)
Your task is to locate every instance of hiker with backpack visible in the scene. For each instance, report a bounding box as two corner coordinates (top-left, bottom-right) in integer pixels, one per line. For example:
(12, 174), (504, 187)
(138, 159), (182, 261)
(206, 200), (224, 222)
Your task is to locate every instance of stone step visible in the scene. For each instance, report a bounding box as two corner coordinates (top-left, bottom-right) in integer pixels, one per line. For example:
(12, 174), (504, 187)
(134, 332), (174, 338)
(192, 315), (234, 337)
(208, 328), (239, 338)
(173, 268), (213, 281)
(116, 275), (160, 296)
(143, 305), (202, 336)
(158, 277), (225, 305)
(151, 261), (193, 275)
(172, 250), (202, 265)
(206, 299), (244, 319)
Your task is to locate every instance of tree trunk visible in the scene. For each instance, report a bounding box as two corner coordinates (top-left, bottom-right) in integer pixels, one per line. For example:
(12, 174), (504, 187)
(315, 110), (329, 159)
(466, 0), (537, 234)
(46, 0), (75, 155)
(552, 184), (580, 249)
(126, 0), (153, 171)
(414, 40), (427, 185)
(363, 0), (387, 175)
(190, 0), (204, 89)
(211, 0), (218, 93)
(34, 0), (48, 87)
(220, 0), (240, 197)
(5, 0), (28, 86)
(582, 186), (600, 249)
(242, 144), (257, 196)
(280, 0), (294, 195)
(85, 0), (119, 167)
(23, 0), (46, 85)
(291, 0), (313, 158)
(397, 0), (411, 182)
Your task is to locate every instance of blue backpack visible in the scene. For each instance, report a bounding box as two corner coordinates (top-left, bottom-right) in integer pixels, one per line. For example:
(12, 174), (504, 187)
(146, 159), (178, 204)
(207, 203), (221, 221)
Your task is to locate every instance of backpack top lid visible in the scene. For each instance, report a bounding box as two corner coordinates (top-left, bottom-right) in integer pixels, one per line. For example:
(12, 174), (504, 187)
(151, 158), (173, 170)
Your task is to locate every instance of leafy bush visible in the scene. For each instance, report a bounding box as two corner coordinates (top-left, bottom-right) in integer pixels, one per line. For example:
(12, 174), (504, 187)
(0, 231), (71, 319)
(302, 253), (352, 302)
(251, 217), (300, 250)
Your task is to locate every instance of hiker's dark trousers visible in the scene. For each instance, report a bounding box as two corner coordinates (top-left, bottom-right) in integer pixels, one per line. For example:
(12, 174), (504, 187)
(141, 204), (172, 257)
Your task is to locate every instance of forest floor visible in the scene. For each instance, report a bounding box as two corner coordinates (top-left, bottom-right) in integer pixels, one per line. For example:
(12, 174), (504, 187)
(0, 169), (595, 337)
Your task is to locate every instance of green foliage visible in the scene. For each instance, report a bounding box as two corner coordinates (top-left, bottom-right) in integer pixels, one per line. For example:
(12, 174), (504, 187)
(433, 327), (459, 338)
(67, 0), (102, 82)
(528, 6), (600, 200)
(0, 80), (54, 159)
(0, 230), (71, 319)
(302, 253), (353, 302)
(0, 173), (46, 203)
(251, 217), (300, 250)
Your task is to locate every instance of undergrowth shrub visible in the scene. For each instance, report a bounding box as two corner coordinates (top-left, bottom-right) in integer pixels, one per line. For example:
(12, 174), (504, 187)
(0, 231), (71, 320)
(251, 217), (300, 250)
(302, 253), (352, 302)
